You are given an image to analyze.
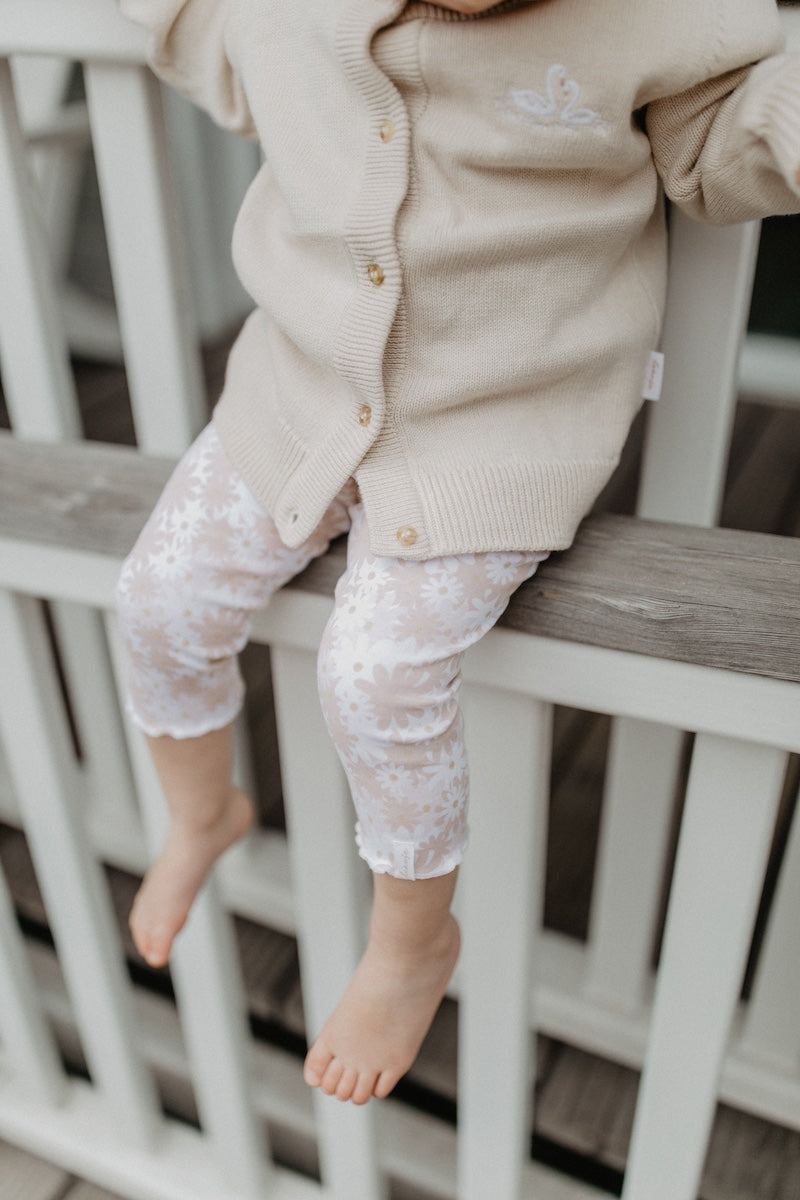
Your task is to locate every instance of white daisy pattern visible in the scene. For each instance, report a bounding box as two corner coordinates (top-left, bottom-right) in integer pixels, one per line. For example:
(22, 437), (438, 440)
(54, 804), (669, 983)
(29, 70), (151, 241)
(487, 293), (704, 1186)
(117, 423), (548, 882)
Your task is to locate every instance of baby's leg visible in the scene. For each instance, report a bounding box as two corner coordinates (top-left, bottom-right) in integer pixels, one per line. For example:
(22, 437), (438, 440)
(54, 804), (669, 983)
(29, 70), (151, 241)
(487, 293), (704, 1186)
(307, 505), (547, 1101)
(304, 869), (460, 1104)
(116, 423), (354, 965)
(126, 725), (252, 967)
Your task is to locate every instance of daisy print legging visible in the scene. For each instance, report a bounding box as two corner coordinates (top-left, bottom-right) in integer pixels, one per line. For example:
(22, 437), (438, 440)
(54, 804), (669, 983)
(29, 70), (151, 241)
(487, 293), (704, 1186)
(115, 423), (547, 881)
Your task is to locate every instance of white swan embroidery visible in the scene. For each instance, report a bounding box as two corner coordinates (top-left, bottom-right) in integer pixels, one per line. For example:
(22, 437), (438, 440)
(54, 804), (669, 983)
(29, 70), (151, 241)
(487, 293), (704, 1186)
(499, 64), (607, 131)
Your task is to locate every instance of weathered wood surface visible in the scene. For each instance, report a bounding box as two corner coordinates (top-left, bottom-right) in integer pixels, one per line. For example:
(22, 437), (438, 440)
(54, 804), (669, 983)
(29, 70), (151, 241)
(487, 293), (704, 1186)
(1, 430), (798, 682)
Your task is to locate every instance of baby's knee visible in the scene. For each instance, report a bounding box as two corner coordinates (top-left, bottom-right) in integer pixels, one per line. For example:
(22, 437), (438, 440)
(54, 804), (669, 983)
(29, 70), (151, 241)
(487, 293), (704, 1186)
(317, 621), (456, 754)
(114, 545), (149, 650)
(114, 538), (194, 668)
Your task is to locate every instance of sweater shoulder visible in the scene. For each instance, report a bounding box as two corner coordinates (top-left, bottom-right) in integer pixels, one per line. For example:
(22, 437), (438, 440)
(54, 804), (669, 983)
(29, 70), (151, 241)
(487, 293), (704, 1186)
(625, 0), (785, 106)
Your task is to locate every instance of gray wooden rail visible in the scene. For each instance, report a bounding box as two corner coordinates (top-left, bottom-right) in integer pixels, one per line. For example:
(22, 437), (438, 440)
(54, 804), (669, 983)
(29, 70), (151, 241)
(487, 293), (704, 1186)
(2, 430), (798, 682)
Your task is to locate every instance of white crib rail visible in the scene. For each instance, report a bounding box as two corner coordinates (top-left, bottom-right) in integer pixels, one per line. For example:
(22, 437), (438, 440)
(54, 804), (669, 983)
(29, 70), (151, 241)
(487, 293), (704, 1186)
(1, 504), (799, 1199)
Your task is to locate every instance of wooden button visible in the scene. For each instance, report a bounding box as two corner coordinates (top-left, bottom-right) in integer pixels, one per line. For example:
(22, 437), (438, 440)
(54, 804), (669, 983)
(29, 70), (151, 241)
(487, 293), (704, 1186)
(358, 404), (372, 426)
(379, 118), (395, 143)
(367, 263), (385, 286)
(396, 526), (418, 548)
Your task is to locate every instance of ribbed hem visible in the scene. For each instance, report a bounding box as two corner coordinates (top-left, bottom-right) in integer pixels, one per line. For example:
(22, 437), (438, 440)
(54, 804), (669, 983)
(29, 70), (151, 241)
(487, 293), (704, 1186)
(358, 456), (617, 558)
(356, 822), (468, 880)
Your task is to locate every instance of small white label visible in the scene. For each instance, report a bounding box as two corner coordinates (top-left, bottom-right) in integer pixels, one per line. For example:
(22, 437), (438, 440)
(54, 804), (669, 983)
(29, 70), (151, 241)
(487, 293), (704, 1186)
(392, 840), (416, 881)
(642, 350), (665, 401)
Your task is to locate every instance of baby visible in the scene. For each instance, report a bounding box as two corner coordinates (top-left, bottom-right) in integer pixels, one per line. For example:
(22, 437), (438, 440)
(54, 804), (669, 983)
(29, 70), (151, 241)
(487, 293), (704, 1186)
(116, 0), (800, 1104)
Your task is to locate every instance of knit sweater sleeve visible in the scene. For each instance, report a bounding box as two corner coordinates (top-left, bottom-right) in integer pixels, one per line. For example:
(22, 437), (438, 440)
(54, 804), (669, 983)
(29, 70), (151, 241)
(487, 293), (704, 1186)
(646, 48), (800, 223)
(118, 0), (255, 136)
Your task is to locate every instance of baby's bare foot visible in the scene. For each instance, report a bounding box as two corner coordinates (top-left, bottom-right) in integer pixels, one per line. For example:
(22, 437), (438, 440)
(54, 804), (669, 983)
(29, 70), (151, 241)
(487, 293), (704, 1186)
(303, 914), (460, 1105)
(129, 788), (254, 967)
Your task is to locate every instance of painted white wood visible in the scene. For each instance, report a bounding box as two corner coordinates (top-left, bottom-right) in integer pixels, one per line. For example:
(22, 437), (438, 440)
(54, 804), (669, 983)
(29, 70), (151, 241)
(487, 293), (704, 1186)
(638, 214), (760, 527)
(585, 719), (683, 1013)
(24, 937), (605, 1200)
(51, 603), (140, 842)
(106, 630), (273, 1199)
(0, 858), (66, 1105)
(738, 782), (800, 1070)
(739, 332), (800, 408)
(458, 688), (551, 1200)
(0, 1072), (323, 1200)
(169, 887), (273, 1198)
(1, 58), (135, 870)
(270, 644), (387, 1200)
(1, 539), (799, 757)
(595, 214), (761, 1074)
(0, 590), (160, 1149)
(11, 55), (83, 284)
(622, 735), (788, 1200)
(161, 89), (258, 340)
(0, 56), (78, 439)
(461, 629), (800, 756)
(83, 62), (205, 454)
(0, 1), (147, 62)
(11, 55), (122, 363)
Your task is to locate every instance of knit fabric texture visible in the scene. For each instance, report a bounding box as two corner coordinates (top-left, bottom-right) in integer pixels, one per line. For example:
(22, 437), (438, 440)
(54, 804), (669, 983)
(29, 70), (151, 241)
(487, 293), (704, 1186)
(119, 0), (800, 557)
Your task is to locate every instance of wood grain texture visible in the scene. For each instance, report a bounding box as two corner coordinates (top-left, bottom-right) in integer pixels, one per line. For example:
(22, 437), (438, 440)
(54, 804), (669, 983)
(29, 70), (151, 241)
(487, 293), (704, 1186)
(1, 432), (798, 681)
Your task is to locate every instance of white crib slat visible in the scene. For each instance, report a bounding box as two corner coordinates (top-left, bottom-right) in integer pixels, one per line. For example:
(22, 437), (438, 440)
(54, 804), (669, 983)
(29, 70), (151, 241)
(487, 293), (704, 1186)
(0, 856), (66, 1104)
(0, 1), (146, 61)
(105, 626), (273, 1198)
(170, 886), (272, 1198)
(0, 57), (79, 439)
(84, 62), (206, 455)
(270, 644), (387, 1200)
(458, 687), (551, 1200)
(622, 734), (787, 1200)
(161, 88), (257, 340)
(0, 590), (159, 1148)
(739, 782), (800, 1068)
(638, 214), (760, 528)
(585, 719), (683, 1013)
(1, 60), (135, 860)
(51, 604), (141, 843)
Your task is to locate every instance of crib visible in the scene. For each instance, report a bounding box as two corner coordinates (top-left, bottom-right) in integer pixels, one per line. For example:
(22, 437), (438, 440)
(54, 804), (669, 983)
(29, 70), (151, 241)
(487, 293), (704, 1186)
(1, 4), (800, 1198)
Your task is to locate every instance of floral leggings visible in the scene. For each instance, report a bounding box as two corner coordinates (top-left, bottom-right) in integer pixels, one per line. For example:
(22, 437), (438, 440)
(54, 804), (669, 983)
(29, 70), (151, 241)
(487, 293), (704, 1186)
(115, 423), (546, 880)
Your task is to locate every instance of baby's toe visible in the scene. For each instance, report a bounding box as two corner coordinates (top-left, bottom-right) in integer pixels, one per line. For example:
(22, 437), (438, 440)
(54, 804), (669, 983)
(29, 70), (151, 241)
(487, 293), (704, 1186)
(303, 1039), (333, 1088)
(319, 1059), (345, 1096)
(352, 1071), (380, 1106)
(335, 1066), (358, 1102)
(373, 1068), (401, 1100)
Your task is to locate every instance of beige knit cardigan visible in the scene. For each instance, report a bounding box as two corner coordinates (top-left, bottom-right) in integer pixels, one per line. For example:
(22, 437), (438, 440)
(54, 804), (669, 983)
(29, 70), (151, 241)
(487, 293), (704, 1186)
(119, 0), (800, 558)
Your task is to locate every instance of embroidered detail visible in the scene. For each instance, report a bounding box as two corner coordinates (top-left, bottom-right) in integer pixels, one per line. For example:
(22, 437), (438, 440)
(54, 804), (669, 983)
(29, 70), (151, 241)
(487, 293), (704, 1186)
(498, 64), (607, 131)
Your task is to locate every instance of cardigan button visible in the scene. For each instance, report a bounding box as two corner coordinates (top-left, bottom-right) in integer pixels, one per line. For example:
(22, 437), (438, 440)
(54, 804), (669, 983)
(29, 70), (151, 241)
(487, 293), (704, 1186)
(358, 404), (372, 426)
(379, 118), (395, 143)
(367, 263), (385, 287)
(396, 526), (418, 548)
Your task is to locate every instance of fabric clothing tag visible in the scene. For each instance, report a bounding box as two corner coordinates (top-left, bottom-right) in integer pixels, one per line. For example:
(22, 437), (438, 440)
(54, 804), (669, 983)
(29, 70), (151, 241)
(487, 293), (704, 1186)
(392, 840), (416, 881)
(642, 350), (665, 401)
